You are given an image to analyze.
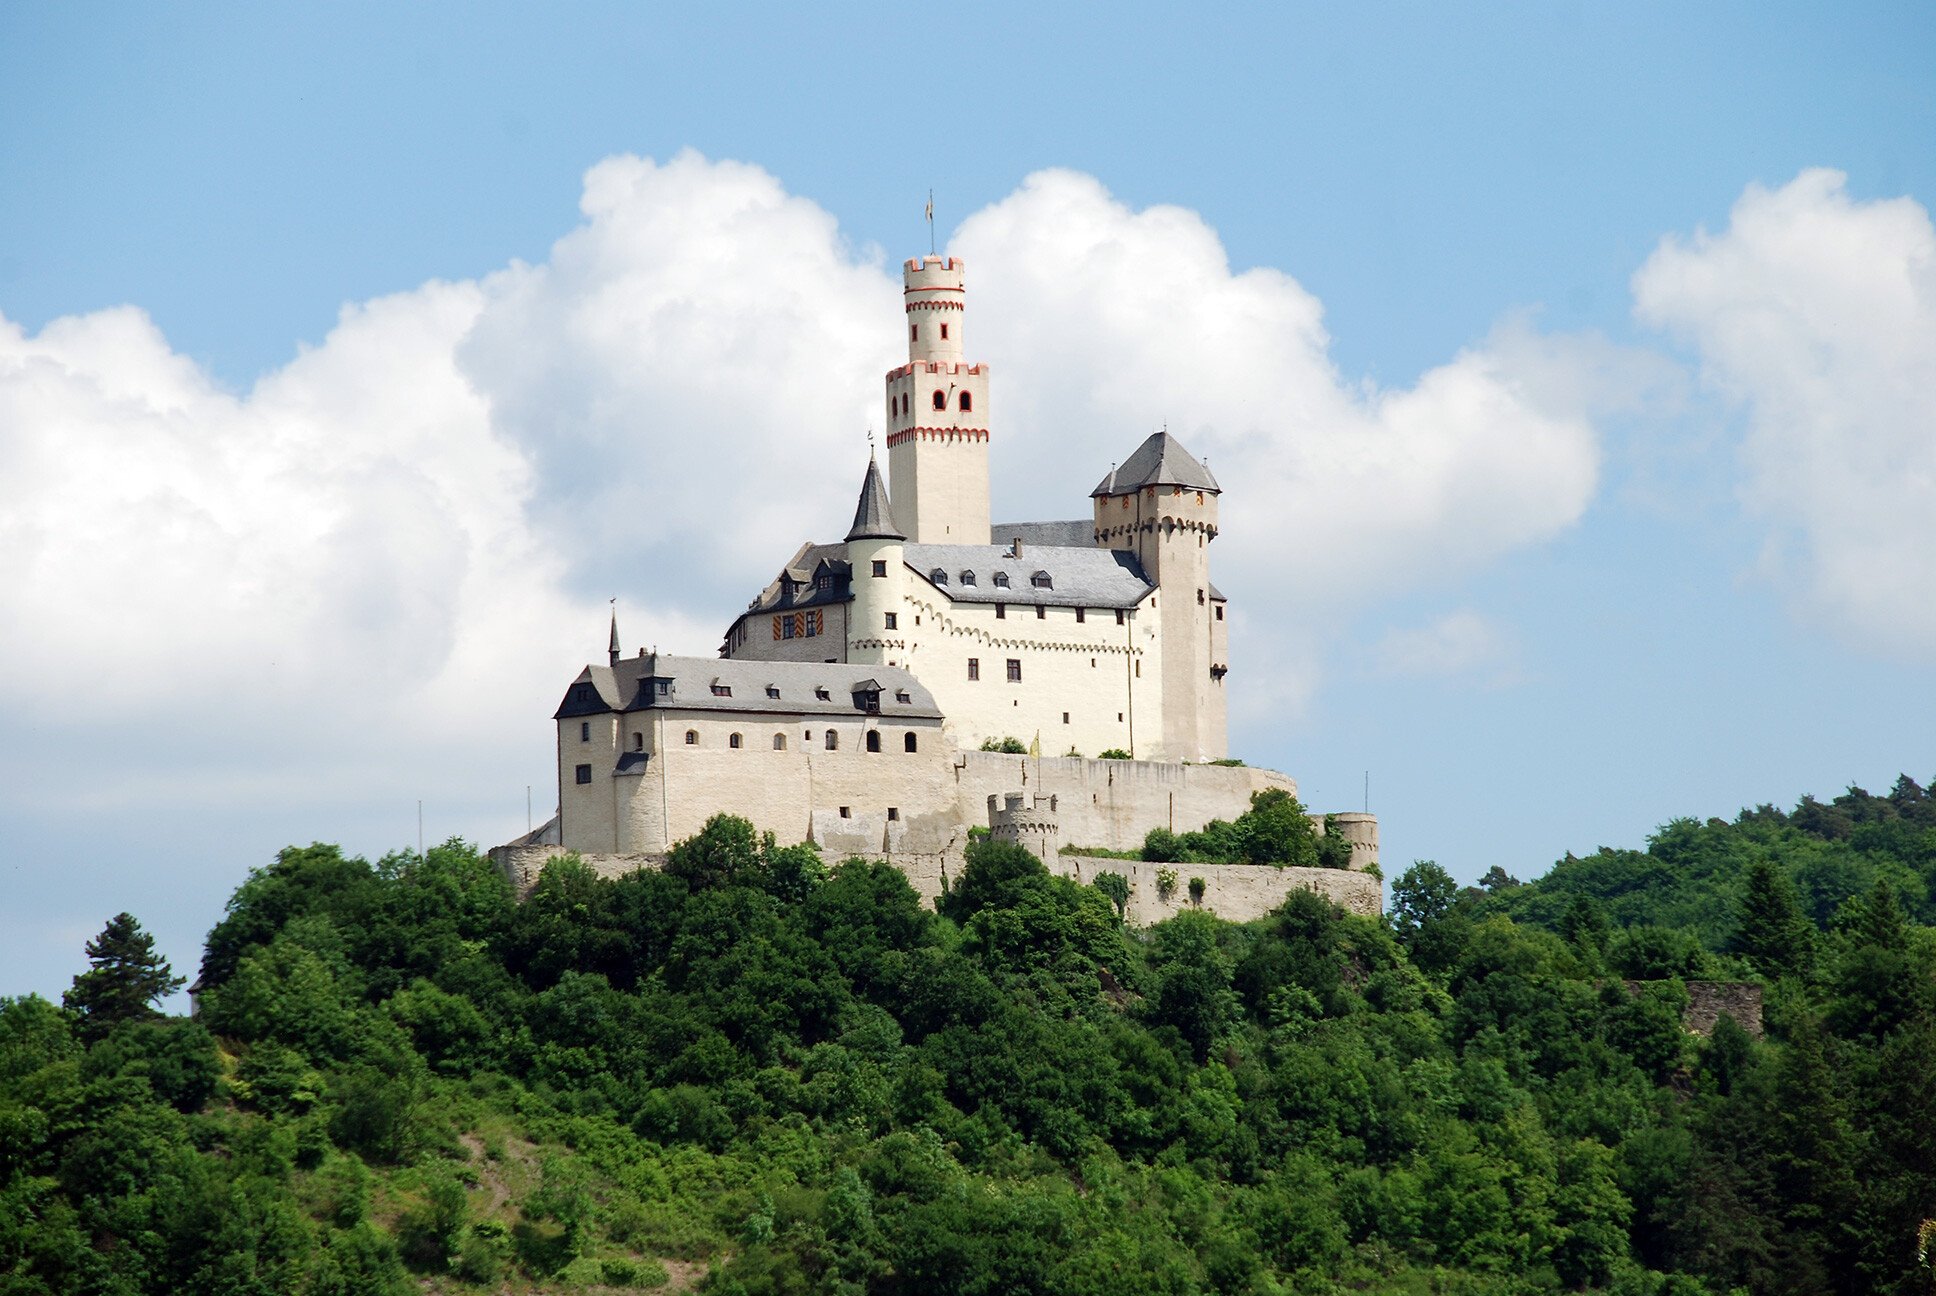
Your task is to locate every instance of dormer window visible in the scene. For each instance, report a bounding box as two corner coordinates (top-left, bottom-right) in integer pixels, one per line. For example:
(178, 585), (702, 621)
(1031, 571), (1052, 589)
(711, 683), (732, 697)
(895, 689), (911, 704)
(765, 685), (781, 699)
(814, 687), (831, 701)
(656, 680), (672, 696)
(930, 568), (948, 585)
(959, 570), (976, 586)
(992, 571), (1010, 588)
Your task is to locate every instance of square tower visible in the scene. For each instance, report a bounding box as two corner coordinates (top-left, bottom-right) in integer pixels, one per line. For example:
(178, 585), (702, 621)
(886, 256), (991, 543)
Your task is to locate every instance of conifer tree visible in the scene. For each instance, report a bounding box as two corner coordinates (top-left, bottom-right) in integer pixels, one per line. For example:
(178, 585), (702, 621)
(1728, 859), (1814, 980)
(63, 912), (185, 1041)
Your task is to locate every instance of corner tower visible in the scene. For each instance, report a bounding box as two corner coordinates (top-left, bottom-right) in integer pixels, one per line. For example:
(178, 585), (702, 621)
(886, 256), (991, 543)
(1093, 432), (1228, 760)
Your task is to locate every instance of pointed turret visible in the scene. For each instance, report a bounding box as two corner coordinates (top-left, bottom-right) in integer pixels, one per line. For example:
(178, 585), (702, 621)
(846, 453), (906, 542)
(608, 602), (622, 667)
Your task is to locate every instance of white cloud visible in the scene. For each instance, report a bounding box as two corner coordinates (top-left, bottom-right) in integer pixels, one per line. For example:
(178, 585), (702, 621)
(1634, 168), (1936, 659)
(1370, 610), (1517, 682)
(0, 153), (1611, 824)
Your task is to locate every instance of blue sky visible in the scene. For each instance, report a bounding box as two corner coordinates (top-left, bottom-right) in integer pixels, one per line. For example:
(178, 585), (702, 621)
(2, 2), (1933, 1003)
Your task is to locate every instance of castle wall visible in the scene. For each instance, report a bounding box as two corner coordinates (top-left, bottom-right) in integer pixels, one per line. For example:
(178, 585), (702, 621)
(492, 842), (1380, 927)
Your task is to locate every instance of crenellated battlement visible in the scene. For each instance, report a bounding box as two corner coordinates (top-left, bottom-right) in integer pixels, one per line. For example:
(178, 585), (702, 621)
(904, 254), (966, 286)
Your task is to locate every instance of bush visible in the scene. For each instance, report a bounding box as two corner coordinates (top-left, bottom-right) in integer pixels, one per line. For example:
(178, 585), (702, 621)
(978, 736), (1029, 754)
(1099, 748), (1132, 760)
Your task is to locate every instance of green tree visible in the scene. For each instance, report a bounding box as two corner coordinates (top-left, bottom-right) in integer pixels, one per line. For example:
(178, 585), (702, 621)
(1729, 859), (1815, 980)
(1093, 871), (1131, 921)
(63, 913), (184, 1042)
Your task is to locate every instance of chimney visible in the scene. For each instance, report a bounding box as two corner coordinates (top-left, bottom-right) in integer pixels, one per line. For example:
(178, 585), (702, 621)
(1011, 537), (1023, 559)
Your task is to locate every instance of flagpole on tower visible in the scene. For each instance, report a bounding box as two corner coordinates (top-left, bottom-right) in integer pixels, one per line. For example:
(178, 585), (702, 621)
(926, 190), (934, 255)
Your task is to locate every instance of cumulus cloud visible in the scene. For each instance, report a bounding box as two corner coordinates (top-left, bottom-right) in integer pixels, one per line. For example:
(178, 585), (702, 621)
(1634, 168), (1936, 659)
(0, 152), (1614, 824)
(953, 170), (1604, 612)
(1370, 610), (1517, 683)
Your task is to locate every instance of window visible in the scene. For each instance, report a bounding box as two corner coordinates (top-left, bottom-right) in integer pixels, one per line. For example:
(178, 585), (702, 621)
(814, 686), (831, 701)
(939, 323), (949, 339)
(729, 732), (742, 749)
(959, 391), (972, 411)
(657, 679), (672, 694)
(871, 559), (887, 577)
(825, 729), (838, 750)
(1063, 712), (1070, 724)
(1006, 659), (1022, 682)
(895, 689), (911, 703)
(1215, 605), (1224, 621)
(866, 730), (881, 753)
(991, 571), (1011, 590)
(773, 733), (787, 750)
(815, 573), (832, 592)
(579, 721), (590, 741)
(1197, 588), (1205, 605)
(632, 732), (643, 751)
(1031, 571), (1052, 589)
(1135, 660), (1141, 678)
(910, 324), (917, 341)
(930, 568), (948, 585)
(887, 806), (900, 821)
(711, 683), (732, 697)
(1115, 610), (1125, 626)
(967, 658), (980, 681)
(884, 612), (898, 630)
(574, 764), (592, 784)
(959, 570), (976, 586)
(838, 806), (850, 818)
(1035, 604), (1046, 619)
(766, 685), (780, 699)
(685, 730), (698, 745)
(900, 392), (909, 415)
(932, 390), (946, 410)
(904, 732), (918, 752)
(995, 602), (1006, 619)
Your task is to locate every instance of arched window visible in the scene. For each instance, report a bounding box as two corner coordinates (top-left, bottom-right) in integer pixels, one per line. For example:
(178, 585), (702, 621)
(825, 729), (838, 750)
(729, 732), (743, 749)
(900, 392), (909, 415)
(773, 733), (787, 750)
(684, 730), (698, 745)
(904, 732), (918, 753)
(959, 391), (972, 412)
(932, 390), (946, 410)
(865, 730), (881, 753)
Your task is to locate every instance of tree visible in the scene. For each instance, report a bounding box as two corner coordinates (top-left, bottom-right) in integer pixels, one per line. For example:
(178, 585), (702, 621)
(1093, 871), (1131, 921)
(1389, 861), (1458, 943)
(1729, 859), (1815, 980)
(63, 913), (184, 1042)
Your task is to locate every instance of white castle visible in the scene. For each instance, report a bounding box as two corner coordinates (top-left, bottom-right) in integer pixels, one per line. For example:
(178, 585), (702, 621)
(501, 256), (1380, 922)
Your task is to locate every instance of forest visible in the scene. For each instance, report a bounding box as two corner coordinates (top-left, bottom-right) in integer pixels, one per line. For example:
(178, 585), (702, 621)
(2, 777), (1934, 1294)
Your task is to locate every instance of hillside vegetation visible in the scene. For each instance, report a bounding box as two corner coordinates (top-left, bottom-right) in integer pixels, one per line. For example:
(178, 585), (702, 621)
(3, 779), (1935, 1294)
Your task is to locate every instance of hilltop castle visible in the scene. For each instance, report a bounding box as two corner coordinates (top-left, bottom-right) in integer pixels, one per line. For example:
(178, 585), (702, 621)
(500, 256), (1379, 921)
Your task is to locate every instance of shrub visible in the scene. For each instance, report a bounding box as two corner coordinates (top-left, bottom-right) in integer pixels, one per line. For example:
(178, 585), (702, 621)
(1098, 748), (1132, 760)
(979, 737), (1029, 754)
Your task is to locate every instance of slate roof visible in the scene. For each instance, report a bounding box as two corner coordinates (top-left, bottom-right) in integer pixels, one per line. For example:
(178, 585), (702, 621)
(1091, 430), (1220, 496)
(741, 542), (852, 616)
(556, 654), (942, 720)
(846, 454), (905, 542)
(903, 543), (1153, 609)
(992, 519), (1094, 548)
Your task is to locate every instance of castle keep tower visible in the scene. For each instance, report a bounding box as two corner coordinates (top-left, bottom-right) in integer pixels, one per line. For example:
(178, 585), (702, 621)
(1093, 432), (1229, 761)
(886, 256), (991, 543)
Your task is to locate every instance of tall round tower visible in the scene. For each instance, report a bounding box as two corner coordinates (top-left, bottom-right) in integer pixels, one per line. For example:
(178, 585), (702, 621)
(886, 256), (991, 544)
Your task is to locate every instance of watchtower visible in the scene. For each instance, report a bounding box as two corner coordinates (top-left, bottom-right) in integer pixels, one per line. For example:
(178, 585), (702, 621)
(886, 256), (991, 543)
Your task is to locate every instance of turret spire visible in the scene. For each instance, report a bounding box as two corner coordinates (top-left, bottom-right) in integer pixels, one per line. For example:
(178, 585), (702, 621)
(608, 599), (621, 666)
(846, 452), (906, 542)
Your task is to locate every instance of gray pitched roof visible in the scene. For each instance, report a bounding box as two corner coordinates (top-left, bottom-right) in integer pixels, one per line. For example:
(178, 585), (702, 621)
(1091, 431), (1220, 496)
(846, 454), (905, 541)
(992, 519), (1094, 548)
(557, 654), (942, 720)
(903, 543), (1153, 609)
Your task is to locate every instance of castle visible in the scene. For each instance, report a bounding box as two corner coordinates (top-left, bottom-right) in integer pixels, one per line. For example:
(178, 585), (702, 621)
(498, 256), (1379, 922)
